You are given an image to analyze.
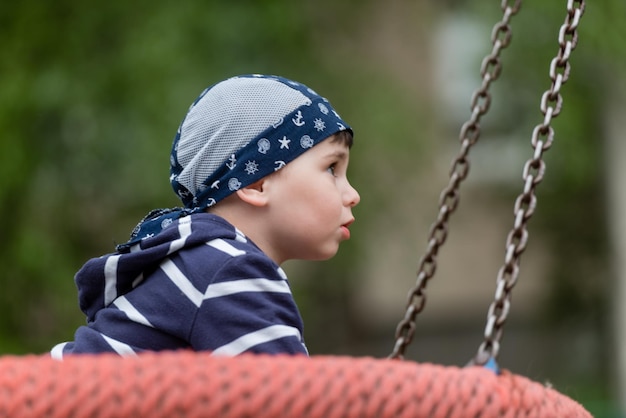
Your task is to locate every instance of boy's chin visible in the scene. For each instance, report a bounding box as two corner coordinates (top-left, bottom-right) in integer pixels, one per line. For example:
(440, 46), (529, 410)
(288, 243), (341, 262)
(309, 248), (340, 261)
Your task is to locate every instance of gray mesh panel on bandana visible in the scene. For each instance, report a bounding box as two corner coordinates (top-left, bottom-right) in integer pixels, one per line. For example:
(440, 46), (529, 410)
(170, 74), (352, 210)
(175, 78), (311, 198)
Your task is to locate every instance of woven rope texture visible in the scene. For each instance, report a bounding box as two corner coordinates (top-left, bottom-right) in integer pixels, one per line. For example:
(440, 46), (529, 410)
(0, 351), (592, 418)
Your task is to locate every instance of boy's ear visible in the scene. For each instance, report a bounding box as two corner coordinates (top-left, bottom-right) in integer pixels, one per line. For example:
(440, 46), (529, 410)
(235, 178), (269, 207)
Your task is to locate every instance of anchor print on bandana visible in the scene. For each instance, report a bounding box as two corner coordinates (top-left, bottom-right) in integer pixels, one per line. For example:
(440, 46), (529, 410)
(178, 189), (190, 200)
(292, 110), (305, 127)
(226, 154), (237, 170)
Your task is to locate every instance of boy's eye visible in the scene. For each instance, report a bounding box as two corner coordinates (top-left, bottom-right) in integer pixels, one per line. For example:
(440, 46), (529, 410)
(327, 164), (337, 176)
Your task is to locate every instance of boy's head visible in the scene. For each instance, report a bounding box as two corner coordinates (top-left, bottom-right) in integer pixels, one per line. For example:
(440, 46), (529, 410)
(170, 74), (353, 212)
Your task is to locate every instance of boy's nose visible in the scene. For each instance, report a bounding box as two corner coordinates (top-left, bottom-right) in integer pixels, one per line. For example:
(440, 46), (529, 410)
(345, 182), (360, 207)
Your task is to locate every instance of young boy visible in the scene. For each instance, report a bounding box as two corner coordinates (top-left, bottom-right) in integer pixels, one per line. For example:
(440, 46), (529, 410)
(51, 74), (360, 358)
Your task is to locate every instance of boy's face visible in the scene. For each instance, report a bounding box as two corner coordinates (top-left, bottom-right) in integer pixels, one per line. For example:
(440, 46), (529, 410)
(263, 136), (360, 263)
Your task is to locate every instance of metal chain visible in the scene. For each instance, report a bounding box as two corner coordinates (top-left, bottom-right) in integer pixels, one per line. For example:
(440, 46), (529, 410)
(390, 0), (523, 360)
(471, 0), (585, 365)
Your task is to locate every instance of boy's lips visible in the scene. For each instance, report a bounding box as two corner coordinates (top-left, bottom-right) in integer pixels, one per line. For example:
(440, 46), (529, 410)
(340, 219), (355, 240)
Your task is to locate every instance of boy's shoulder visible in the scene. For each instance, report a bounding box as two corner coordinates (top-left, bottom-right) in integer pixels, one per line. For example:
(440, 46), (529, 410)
(172, 213), (286, 287)
(75, 212), (280, 321)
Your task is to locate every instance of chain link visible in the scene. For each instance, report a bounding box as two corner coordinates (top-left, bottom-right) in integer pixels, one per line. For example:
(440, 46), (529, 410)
(389, 1), (522, 360)
(472, 0), (586, 365)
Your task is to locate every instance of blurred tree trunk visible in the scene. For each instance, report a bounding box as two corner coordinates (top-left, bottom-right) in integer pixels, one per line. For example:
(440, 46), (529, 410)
(605, 80), (626, 414)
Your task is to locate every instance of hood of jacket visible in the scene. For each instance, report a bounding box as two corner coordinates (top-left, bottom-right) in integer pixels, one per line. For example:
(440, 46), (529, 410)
(74, 213), (245, 322)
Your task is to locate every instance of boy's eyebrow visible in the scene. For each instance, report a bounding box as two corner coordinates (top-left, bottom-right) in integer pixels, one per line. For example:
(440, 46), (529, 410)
(323, 150), (349, 160)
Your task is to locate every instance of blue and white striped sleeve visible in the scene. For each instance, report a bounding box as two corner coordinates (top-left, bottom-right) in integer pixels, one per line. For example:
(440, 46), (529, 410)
(190, 253), (308, 356)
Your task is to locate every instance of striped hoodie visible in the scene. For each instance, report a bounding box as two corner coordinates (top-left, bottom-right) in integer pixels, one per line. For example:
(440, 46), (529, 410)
(51, 213), (307, 358)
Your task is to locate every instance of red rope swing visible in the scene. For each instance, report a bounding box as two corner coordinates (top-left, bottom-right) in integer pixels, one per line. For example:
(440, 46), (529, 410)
(0, 1), (594, 417)
(0, 351), (591, 418)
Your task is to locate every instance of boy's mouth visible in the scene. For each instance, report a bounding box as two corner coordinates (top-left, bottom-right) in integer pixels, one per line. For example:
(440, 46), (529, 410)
(340, 219), (354, 240)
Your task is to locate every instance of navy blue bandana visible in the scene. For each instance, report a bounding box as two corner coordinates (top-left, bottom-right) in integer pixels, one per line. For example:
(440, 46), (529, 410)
(117, 74), (352, 252)
(170, 74), (351, 209)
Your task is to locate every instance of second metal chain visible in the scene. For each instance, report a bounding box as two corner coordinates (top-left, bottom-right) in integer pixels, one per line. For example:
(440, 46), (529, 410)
(472, 0), (585, 365)
(390, 0), (522, 360)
